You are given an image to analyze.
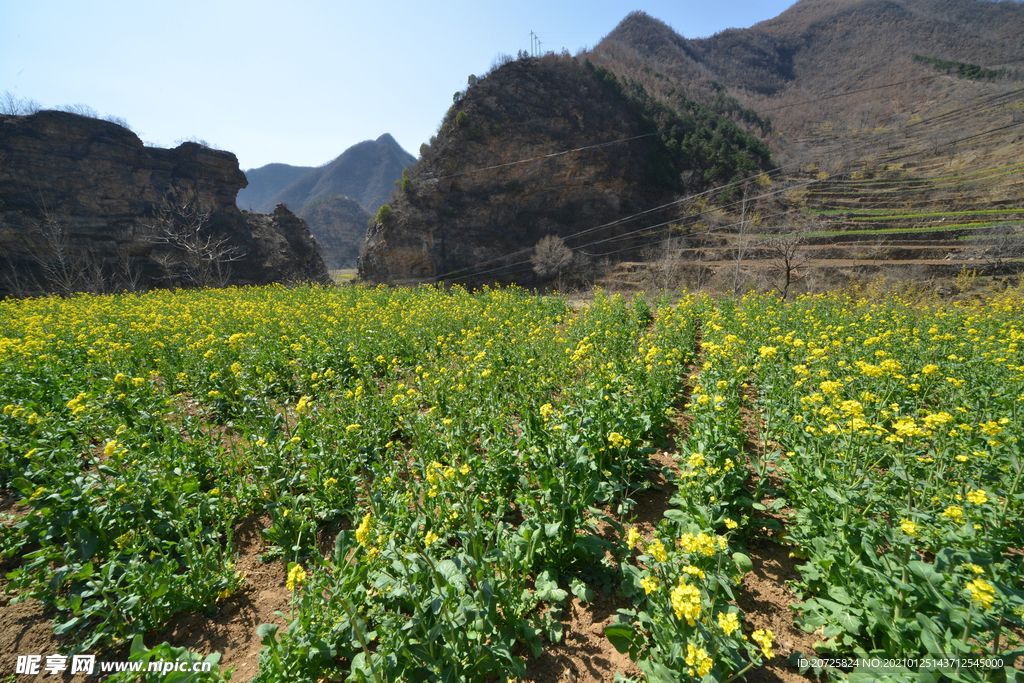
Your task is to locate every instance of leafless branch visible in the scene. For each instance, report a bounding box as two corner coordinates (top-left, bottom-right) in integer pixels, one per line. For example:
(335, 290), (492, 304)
(761, 220), (824, 299)
(147, 197), (243, 288)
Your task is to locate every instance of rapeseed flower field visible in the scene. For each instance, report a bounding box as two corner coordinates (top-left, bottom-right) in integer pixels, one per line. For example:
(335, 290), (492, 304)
(1, 284), (1020, 681)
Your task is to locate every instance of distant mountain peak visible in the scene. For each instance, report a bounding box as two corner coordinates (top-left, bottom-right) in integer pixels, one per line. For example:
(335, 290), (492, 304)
(607, 10), (684, 40)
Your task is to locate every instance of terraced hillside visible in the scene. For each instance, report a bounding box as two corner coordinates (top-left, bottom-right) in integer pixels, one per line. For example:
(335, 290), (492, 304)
(599, 91), (1024, 295)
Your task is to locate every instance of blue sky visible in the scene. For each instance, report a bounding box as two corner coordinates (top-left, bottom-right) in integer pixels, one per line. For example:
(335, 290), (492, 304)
(1, 0), (797, 171)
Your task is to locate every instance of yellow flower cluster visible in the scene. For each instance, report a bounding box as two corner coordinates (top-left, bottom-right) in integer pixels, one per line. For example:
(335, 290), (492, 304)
(966, 489), (988, 505)
(356, 513), (374, 547)
(685, 643), (712, 677)
(608, 432), (631, 448)
(751, 629), (774, 659)
(942, 506), (964, 523)
(671, 582), (701, 625)
(965, 577), (996, 610)
(717, 610), (740, 636)
(678, 532), (725, 556)
(287, 564), (306, 591)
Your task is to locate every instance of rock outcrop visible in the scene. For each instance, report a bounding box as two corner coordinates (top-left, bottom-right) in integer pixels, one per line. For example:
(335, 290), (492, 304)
(358, 54), (770, 286)
(0, 111), (330, 297)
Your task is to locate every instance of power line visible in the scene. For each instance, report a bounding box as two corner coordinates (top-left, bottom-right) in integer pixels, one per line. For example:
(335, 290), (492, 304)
(434, 110), (1024, 284)
(378, 63), (1024, 284)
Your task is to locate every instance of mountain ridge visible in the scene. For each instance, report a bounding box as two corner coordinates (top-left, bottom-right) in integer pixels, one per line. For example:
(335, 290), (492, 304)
(256, 134), (416, 215)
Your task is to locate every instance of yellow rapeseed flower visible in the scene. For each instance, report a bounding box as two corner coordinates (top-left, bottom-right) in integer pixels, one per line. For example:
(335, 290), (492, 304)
(752, 629), (775, 659)
(966, 489), (987, 505)
(685, 643), (712, 678)
(965, 578), (996, 610)
(287, 564), (306, 591)
(671, 583), (701, 625)
(942, 506), (964, 524)
(718, 610), (740, 636)
(648, 538), (667, 562)
(356, 513), (374, 547)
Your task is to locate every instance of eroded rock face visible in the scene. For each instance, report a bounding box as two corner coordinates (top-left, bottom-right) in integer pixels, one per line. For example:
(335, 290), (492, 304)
(0, 111), (330, 297)
(357, 54), (770, 286)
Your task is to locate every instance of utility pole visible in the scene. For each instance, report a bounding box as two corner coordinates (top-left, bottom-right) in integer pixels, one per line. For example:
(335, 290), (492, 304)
(529, 30), (536, 57)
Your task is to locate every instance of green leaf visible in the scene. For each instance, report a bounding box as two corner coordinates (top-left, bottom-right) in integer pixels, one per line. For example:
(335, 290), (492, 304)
(256, 623), (279, 644)
(663, 509), (689, 523)
(536, 586), (568, 603)
(151, 578), (169, 599)
(11, 478), (33, 497)
(813, 598), (862, 635)
(916, 614), (945, 656)
(822, 487), (845, 503)
(638, 659), (679, 683)
(570, 577), (594, 603)
(732, 552), (753, 574)
(54, 616), (83, 635)
(536, 569), (559, 591)
(827, 585), (853, 605)
(603, 622), (635, 655)
(436, 559), (469, 592)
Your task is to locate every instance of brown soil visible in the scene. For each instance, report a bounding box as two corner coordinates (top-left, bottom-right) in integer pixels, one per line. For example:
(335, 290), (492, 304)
(0, 513), (291, 683)
(0, 597), (75, 681)
(739, 540), (824, 683)
(522, 591), (643, 683)
(146, 514), (291, 683)
(0, 493), (73, 681)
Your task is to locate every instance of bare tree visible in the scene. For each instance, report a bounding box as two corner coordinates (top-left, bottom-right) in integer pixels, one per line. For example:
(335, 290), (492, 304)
(35, 212), (82, 296)
(976, 223), (1024, 273)
(731, 185), (758, 294)
(531, 234), (574, 289)
(115, 248), (144, 292)
(1, 255), (34, 299)
(147, 197), (242, 288)
(871, 234), (890, 266)
(761, 222), (822, 299)
(0, 91), (42, 115)
(642, 235), (688, 292)
(55, 103), (100, 118)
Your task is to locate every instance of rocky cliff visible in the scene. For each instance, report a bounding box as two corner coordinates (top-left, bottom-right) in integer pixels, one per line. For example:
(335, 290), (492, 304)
(0, 111), (330, 297)
(358, 54), (770, 286)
